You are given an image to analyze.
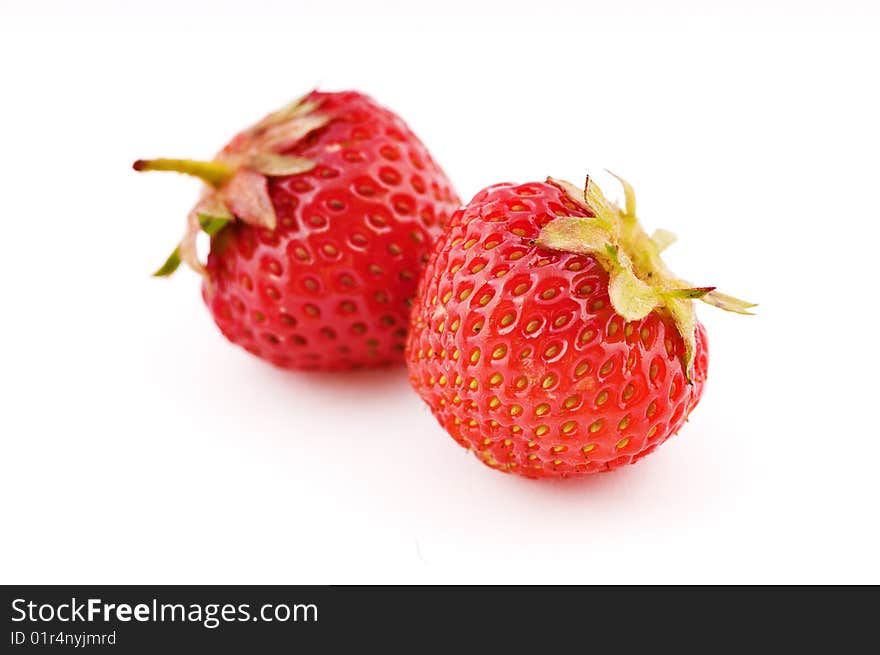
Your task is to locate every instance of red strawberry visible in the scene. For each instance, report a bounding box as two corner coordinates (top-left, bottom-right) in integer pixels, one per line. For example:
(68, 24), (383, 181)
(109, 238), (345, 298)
(406, 174), (753, 478)
(135, 90), (459, 370)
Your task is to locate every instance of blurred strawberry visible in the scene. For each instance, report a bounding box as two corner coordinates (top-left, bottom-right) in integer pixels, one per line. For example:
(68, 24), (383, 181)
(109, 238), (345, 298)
(135, 90), (459, 370)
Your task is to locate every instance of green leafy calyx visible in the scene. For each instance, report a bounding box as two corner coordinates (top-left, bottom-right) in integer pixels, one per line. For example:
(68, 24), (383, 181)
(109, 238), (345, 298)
(536, 174), (755, 381)
(136, 93), (330, 278)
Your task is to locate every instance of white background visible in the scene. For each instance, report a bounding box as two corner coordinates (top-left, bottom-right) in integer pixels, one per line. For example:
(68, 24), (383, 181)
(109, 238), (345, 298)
(2, 1), (878, 584)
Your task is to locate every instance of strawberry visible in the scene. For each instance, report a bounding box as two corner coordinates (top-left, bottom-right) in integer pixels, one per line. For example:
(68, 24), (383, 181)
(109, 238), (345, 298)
(405, 174), (753, 478)
(135, 90), (459, 370)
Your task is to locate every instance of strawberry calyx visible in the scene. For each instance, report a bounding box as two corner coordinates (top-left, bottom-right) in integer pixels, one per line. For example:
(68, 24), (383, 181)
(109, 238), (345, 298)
(134, 93), (331, 277)
(536, 173), (755, 382)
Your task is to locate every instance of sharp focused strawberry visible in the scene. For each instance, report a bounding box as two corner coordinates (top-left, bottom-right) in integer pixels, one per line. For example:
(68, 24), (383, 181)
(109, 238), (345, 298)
(135, 90), (460, 370)
(406, 174), (753, 478)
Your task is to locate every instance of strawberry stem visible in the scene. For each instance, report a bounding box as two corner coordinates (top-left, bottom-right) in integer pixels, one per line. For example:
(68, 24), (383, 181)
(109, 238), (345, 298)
(132, 158), (234, 188)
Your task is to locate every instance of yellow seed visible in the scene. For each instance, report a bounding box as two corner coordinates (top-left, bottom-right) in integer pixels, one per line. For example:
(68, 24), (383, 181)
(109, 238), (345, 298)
(552, 445), (565, 453)
(489, 397), (500, 409)
(463, 238), (478, 249)
(582, 444), (596, 455)
(616, 437), (630, 450)
(564, 395), (579, 409)
(618, 415), (630, 430)
(489, 373), (503, 385)
(589, 420), (602, 433)
(575, 361), (589, 377)
(442, 291), (453, 304)
(470, 348), (481, 363)
(596, 391), (609, 406)
(500, 313), (515, 327)
(515, 377), (527, 389)
(623, 384), (634, 400)
(544, 344), (560, 358)
(510, 405), (522, 416)
(492, 345), (507, 359)
(600, 359), (613, 375)
(535, 403), (550, 417)
(508, 251), (525, 261)
(542, 374), (557, 389)
(450, 318), (460, 332)
(459, 288), (472, 300)
(535, 425), (549, 437)
(525, 319), (540, 333)
(438, 375), (447, 386)
(561, 421), (576, 434)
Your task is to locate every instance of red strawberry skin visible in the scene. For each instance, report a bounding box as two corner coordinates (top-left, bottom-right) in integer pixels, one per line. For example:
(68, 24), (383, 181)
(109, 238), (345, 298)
(204, 91), (459, 370)
(405, 181), (708, 478)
